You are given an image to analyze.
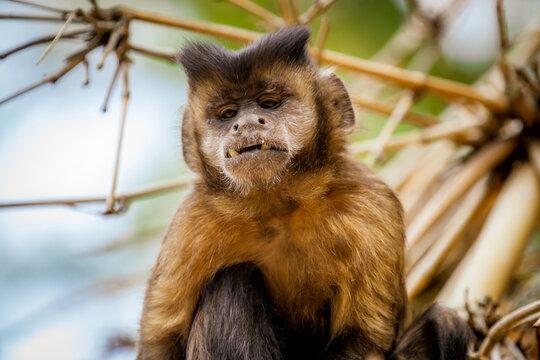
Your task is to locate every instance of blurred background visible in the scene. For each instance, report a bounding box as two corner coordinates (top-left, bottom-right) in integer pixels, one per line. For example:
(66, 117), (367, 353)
(1, 0), (539, 359)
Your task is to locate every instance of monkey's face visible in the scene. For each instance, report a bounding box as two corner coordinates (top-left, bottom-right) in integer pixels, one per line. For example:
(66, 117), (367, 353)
(179, 26), (354, 194)
(199, 79), (316, 193)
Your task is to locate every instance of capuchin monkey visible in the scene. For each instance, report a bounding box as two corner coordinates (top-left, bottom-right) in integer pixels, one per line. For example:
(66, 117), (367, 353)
(137, 26), (472, 360)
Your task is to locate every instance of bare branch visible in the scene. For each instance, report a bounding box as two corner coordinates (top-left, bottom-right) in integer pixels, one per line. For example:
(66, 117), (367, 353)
(406, 139), (517, 247)
(127, 43), (176, 62)
(97, 21), (126, 69)
(0, 180), (190, 210)
(474, 300), (540, 358)
(351, 95), (437, 127)
(368, 90), (415, 166)
(289, 0), (300, 20)
(118, 6), (260, 43)
(275, 0), (293, 24)
(406, 176), (489, 299)
(116, 6), (508, 111)
(101, 59), (122, 112)
(350, 118), (487, 154)
(0, 29), (89, 59)
(36, 10), (76, 64)
(0, 42), (99, 105)
(496, 0), (512, 85)
(226, 0), (284, 29)
(313, 15), (329, 66)
(2, 0), (69, 14)
(0, 12), (82, 22)
(105, 63), (130, 214)
(319, 49), (509, 112)
(298, 0), (339, 25)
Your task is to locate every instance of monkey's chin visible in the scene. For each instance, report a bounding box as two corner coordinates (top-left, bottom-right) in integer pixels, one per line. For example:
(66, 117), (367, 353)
(223, 150), (290, 194)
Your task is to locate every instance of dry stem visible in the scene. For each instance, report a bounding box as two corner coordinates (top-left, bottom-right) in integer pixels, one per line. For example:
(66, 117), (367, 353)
(398, 140), (455, 214)
(406, 139), (517, 247)
(35, 10), (76, 65)
(274, 0), (293, 24)
(298, 0), (339, 24)
(0, 29), (89, 59)
(104, 63), (130, 214)
(350, 118), (487, 154)
(0, 41), (100, 105)
(101, 60), (123, 112)
(368, 90), (415, 165)
(406, 176), (489, 299)
(226, 0), (284, 29)
(127, 43), (176, 62)
(438, 163), (540, 308)
(474, 300), (540, 358)
(313, 15), (329, 66)
(3, 0), (69, 14)
(2, 5), (507, 111)
(351, 95), (437, 127)
(0, 181), (190, 210)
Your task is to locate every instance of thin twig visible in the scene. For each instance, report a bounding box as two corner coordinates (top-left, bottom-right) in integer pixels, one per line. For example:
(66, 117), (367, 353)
(101, 60), (123, 112)
(313, 15), (329, 66)
(97, 21), (126, 69)
(0, 180), (190, 209)
(406, 139), (517, 247)
(82, 58), (89, 85)
(0, 13), (80, 22)
(127, 43), (176, 62)
(275, 0), (293, 24)
(496, 0), (512, 86)
(351, 95), (437, 127)
(298, 0), (339, 25)
(350, 118), (487, 154)
(474, 300), (540, 358)
(2, 0), (69, 14)
(0, 29), (89, 59)
(117, 6), (508, 111)
(0, 42), (99, 105)
(319, 49), (509, 112)
(398, 140), (455, 214)
(118, 6), (260, 43)
(226, 0), (284, 29)
(406, 176), (489, 299)
(289, 0), (300, 20)
(105, 63), (130, 214)
(368, 90), (415, 166)
(36, 10), (76, 65)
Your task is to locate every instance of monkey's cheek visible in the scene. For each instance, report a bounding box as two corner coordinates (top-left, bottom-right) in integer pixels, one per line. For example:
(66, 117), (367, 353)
(223, 150), (290, 183)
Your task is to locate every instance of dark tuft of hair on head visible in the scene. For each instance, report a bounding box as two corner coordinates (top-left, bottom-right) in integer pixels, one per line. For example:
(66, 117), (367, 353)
(177, 26), (312, 86)
(177, 41), (232, 85)
(240, 26), (311, 68)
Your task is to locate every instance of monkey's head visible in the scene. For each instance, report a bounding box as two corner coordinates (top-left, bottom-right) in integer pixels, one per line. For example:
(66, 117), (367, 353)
(178, 26), (355, 195)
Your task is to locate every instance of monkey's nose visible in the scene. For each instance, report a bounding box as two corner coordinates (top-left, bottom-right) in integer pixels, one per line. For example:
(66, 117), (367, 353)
(233, 115), (267, 133)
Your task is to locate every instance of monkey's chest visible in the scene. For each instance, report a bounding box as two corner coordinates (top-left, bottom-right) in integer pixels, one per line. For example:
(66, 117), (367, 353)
(255, 219), (338, 328)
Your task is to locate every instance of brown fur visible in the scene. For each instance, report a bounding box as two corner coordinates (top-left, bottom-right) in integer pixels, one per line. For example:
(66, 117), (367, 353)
(137, 27), (406, 359)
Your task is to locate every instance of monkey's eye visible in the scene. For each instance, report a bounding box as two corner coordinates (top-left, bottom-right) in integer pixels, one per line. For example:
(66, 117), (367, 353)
(219, 108), (237, 120)
(259, 99), (281, 109)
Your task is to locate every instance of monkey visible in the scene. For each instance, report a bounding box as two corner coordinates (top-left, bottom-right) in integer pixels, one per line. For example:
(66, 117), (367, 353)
(137, 26), (472, 360)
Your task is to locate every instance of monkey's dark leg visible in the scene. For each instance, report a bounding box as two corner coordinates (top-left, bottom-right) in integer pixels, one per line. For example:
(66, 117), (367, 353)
(185, 263), (283, 360)
(389, 304), (472, 360)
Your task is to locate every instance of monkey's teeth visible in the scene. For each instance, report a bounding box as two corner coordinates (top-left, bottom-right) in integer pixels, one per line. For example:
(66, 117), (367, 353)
(229, 149), (240, 157)
(261, 144), (270, 150)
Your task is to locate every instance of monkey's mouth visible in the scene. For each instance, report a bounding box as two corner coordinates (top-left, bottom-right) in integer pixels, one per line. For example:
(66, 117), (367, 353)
(226, 142), (285, 158)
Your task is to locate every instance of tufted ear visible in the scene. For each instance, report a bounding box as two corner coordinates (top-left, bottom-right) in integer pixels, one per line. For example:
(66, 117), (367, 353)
(318, 71), (355, 131)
